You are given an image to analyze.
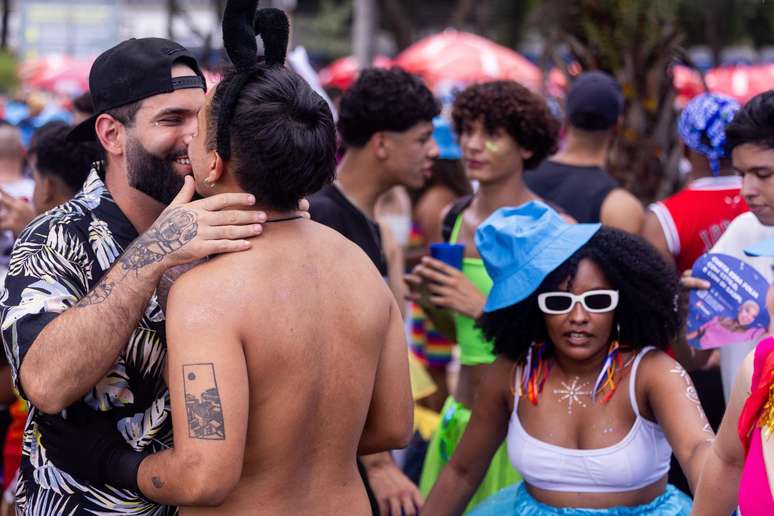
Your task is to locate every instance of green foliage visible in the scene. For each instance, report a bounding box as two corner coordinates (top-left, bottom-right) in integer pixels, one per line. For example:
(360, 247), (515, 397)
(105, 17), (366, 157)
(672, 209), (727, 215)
(308, 0), (352, 37)
(489, 0), (540, 47)
(0, 50), (18, 94)
(746, 0), (774, 48)
(294, 0), (353, 58)
(678, 0), (772, 50)
(538, 0), (684, 201)
(553, 0), (679, 72)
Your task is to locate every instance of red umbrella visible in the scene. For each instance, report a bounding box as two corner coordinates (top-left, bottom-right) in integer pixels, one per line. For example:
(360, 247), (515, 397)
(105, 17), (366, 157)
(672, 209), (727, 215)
(673, 64), (774, 107)
(318, 55), (393, 91)
(394, 30), (542, 93)
(672, 65), (707, 108)
(705, 65), (774, 105)
(19, 56), (92, 96)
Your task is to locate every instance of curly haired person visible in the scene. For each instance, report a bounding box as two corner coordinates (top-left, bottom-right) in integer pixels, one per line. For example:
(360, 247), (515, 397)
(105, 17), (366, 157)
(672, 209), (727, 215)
(422, 203), (712, 515)
(309, 66), (440, 515)
(406, 80), (562, 512)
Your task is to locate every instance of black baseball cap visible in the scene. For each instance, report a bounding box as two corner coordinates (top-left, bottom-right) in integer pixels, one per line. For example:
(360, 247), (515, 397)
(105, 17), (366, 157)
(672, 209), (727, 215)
(68, 38), (207, 142)
(565, 71), (624, 131)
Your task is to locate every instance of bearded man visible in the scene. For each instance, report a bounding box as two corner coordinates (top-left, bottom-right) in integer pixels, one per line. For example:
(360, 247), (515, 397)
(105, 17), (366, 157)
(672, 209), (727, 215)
(0, 38), (268, 514)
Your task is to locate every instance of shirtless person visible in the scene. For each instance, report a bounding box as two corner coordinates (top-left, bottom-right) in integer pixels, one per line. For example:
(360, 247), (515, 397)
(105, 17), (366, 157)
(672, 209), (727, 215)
(40, 5), (412, 514)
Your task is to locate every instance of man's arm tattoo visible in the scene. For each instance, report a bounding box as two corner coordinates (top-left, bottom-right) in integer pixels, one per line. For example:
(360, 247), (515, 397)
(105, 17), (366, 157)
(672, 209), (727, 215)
(72, 209), (199, 307)
(119, 208), (198, 274)
(152, 476), (165, 488)
(75, 281), (115, 308)
(183, 363), (226, 440)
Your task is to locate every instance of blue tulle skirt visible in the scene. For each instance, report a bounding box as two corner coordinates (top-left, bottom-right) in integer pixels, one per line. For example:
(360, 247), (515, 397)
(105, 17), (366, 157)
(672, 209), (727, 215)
(469, 483), (692, 516)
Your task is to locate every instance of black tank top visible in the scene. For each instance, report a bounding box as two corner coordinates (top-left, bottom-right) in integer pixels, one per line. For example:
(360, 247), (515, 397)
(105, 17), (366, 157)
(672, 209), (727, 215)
(524, 160), (618, 223)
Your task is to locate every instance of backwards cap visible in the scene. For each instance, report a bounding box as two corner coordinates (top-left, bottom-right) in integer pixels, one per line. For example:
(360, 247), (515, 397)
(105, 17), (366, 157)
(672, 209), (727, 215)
(68, 38), (206, 142)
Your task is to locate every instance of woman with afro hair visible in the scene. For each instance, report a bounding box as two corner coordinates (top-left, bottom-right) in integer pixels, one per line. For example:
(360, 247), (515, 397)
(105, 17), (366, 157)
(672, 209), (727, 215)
(407, 80), (563, 511)
(422, 202), (713, 515)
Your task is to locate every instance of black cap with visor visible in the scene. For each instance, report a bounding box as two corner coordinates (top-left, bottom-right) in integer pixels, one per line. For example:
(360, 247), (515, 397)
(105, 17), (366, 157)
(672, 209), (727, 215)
(68, 37), (207, 142)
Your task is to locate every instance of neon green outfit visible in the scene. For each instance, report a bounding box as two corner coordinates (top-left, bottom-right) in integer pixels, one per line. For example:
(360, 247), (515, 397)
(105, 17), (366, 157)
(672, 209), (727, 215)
(419, 215), (521, 512)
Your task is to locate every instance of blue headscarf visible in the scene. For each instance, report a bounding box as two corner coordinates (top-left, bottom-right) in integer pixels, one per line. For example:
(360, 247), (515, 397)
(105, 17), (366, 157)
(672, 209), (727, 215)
(677, 93), (741, 175)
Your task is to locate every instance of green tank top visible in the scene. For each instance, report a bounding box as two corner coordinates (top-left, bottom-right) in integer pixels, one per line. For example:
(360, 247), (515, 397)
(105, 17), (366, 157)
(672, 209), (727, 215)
(449, 214), (495, 366)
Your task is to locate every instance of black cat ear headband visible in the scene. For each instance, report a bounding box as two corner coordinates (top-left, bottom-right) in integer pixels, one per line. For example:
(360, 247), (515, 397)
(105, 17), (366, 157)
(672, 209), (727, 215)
(217, 0), (290, 161)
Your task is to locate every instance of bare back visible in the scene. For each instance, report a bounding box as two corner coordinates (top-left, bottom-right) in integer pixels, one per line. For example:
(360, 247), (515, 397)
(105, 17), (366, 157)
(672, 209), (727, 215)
(178, 219), (409, 515)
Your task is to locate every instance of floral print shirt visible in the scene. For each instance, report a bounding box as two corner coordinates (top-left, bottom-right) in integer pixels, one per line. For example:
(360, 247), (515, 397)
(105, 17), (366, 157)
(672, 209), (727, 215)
(0, 168), (174, 515)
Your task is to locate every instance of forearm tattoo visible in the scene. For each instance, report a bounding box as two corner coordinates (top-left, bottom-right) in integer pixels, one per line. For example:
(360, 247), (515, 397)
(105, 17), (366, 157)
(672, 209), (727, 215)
(75, 281), (115, 309)
(78, 209), (198, 307)
(119, 208), (198, 274)
(670, 363), (714, 440)
(183, 363), (226, 440)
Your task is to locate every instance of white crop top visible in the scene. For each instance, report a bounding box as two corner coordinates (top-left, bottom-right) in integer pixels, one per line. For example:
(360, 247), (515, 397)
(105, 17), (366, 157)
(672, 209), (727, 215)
(506, 347), (672, 493)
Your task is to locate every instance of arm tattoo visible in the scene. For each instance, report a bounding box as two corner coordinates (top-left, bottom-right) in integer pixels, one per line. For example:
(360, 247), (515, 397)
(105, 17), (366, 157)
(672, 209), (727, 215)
(670, 363), (714, 441)
(119, 208), (198, 274)
(152, 476), (165, 488)
(75, 281), (115, 308)
(183, 363), (226, 440)
(73, 209), (198, 306)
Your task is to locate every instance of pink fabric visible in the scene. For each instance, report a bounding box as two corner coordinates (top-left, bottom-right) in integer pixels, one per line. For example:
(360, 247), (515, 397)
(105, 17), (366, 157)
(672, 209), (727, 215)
(739, 337), (774, 453)
(740, 427), (774, 516)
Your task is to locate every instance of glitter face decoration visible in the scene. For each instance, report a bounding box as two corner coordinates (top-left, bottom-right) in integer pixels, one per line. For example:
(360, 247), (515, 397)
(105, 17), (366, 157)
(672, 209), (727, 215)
(484, 141), (499, 152)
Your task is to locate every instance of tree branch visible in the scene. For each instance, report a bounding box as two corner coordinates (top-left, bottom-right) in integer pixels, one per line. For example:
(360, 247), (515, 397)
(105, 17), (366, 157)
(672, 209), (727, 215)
(448, 0), (476, 28)
(377, 0), (414, 50)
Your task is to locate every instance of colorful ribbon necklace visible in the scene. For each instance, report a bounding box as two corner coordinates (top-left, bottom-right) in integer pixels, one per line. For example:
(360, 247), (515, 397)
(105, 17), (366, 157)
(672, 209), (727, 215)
(516, 341), (629, 406)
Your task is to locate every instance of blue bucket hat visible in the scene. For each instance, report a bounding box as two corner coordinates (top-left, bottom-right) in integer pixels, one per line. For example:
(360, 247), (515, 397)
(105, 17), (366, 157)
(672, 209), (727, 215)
(432, 116), (462, 160)
(475, 202), (601, 313)
(678, 93), (740, 175)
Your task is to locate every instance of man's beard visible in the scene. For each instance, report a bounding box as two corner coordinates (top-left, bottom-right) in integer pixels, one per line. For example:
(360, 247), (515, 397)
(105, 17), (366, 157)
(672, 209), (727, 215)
(126, 137), (187, 205)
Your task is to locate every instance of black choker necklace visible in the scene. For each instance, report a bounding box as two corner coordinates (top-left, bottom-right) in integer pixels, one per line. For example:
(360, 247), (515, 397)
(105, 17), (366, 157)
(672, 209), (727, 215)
(264, 215), (304, 224)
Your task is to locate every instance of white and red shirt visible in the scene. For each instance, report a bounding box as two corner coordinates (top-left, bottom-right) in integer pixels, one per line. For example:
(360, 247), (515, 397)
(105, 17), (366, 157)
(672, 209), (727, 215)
(649, 176), (748, 273)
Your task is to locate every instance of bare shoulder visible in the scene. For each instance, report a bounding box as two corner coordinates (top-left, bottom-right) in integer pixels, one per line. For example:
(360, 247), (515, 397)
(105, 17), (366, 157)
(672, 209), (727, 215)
(600, 188), (644, 232)
(415, 187), (456, 219)
(635, 349), (688, 388)
(606, 187), (641, 204)
(603, 188), (644, 214)
(165, 258), (243, 324)
(489, 355), (516, 380)
(170, 256), (232, 295)
(305, 220), (392, 277)
(486, 356), (518, 408)
(637, 348), (679, 373)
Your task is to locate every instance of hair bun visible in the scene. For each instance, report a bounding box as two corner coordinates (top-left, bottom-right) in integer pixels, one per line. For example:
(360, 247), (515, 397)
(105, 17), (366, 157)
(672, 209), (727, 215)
(254, 8), (289, 66)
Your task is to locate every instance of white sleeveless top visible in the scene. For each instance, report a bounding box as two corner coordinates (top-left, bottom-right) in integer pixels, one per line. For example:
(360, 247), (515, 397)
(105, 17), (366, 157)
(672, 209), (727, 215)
(506, 347), (672, 493)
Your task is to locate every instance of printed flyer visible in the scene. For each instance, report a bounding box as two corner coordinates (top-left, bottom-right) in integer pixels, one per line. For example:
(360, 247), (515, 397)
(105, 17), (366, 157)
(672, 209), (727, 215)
(687, 253), (770, 349)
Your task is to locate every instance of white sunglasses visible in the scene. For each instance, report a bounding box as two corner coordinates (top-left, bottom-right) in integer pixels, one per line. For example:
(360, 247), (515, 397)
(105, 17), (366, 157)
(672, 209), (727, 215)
(537, 290), (619, 315)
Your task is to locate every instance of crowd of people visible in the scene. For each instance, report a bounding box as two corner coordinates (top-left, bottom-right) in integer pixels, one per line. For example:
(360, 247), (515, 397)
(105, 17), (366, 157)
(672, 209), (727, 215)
(0, 1), (771, 515)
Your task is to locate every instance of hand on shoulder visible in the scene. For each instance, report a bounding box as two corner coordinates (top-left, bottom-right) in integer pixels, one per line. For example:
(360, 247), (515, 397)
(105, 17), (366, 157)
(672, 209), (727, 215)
(134, 177), (264, 273)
